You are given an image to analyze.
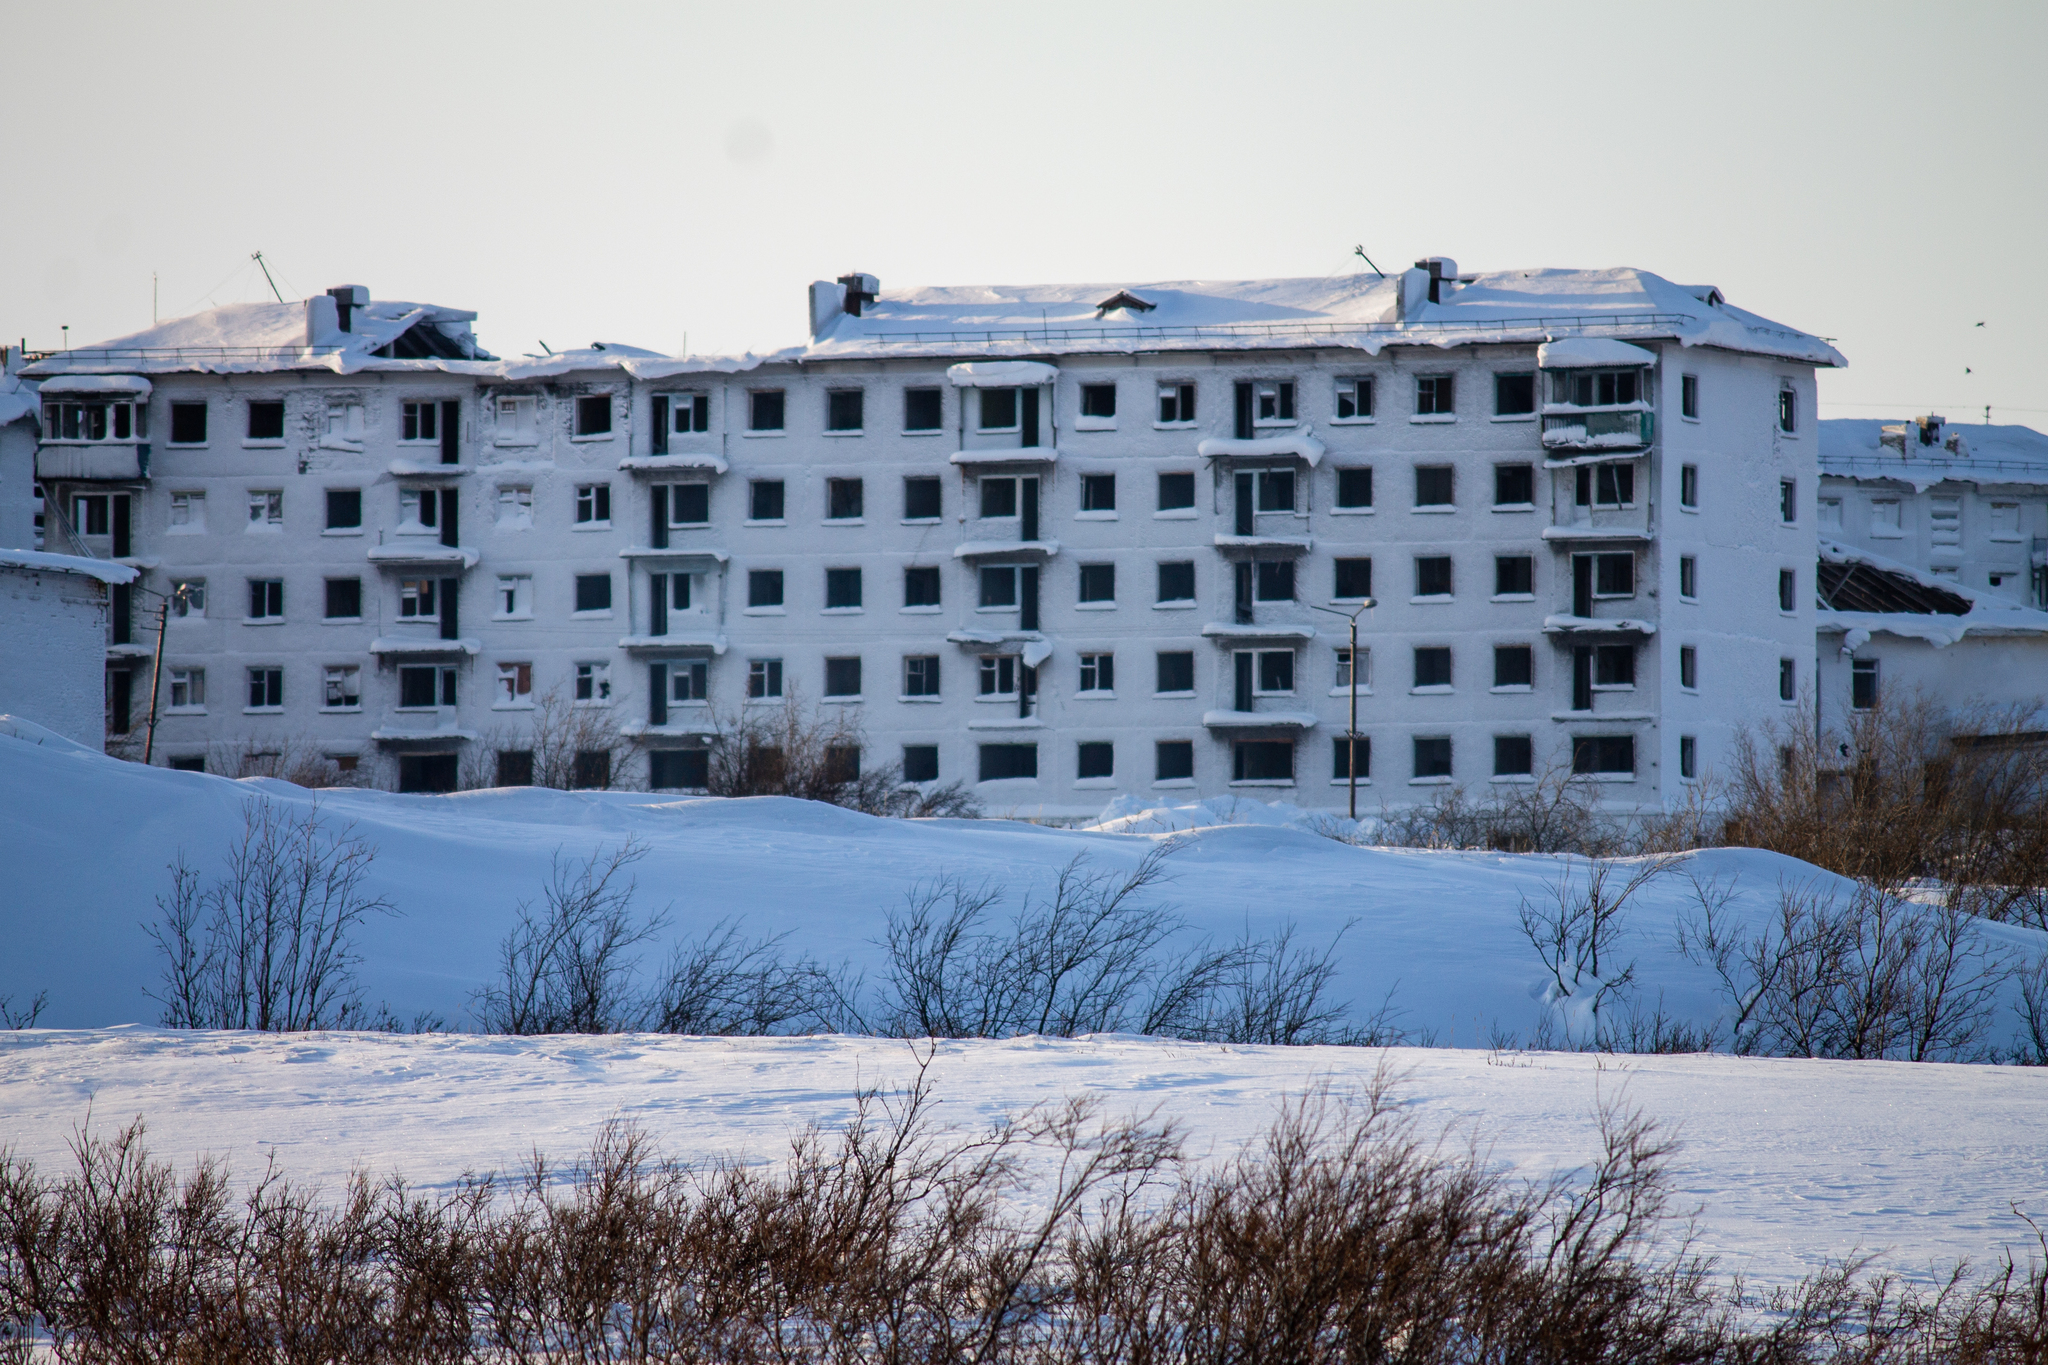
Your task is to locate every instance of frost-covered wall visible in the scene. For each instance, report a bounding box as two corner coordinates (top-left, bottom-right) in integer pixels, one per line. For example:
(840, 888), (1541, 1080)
(0, 564), (110, 747)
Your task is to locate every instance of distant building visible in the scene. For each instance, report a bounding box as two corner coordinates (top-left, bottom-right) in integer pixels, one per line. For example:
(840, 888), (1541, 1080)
(22, 267), (1841, 813)
(1817, 417), (2048, 725)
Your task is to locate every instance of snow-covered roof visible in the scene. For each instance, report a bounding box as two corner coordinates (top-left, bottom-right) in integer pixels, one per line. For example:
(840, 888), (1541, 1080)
(806, 267), (1845, 366)
(0, 373), (37, 427)
(0, 548), (138, 585)
(20, 298), (786, 383)
(37, 374), (152, 396)
(1816, 537), (2048, 647)
(1820, 418), (2048, 490)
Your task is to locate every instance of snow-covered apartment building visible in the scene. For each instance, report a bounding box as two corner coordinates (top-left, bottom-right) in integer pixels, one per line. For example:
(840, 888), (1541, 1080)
(19, 263), (1840, 814)
(1813, 415), (2048, 730)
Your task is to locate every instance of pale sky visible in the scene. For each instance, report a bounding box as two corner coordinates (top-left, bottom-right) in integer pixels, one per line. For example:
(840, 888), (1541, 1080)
(5, 0), (2044, 430)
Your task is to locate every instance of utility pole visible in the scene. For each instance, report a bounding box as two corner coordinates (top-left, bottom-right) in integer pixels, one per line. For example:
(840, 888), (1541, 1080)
(140, 584), (190, 765)
(1309, 598), (1375, 819)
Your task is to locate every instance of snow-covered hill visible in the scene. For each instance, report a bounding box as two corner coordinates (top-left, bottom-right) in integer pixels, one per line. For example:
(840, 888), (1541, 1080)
(3, 723), (2045, 1050)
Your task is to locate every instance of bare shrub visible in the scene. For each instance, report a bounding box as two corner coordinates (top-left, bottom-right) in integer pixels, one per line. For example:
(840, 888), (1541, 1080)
(0, 993), (45, 1030)
(645, 920), (823, 1036)
(709, 688), (982, 818)
(145, 800), (395, 1031)
(1722, 691), (2048, 922)
(1368, 764), (1710, 857)
(1518, 855), (1681, 1046)
(201, 733), (368, 788)
(7, 1084), (2048, 1362)
(1679, 876), (2019, 1061)
(466, 686), (624, 791)
(471, 841), (662, 1034)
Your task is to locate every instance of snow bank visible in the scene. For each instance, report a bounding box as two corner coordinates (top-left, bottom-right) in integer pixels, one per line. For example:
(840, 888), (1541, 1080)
(4, 732), (2044, 1058)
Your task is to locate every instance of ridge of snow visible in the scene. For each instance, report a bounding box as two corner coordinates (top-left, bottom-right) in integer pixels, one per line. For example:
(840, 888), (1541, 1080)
(0, 549), (139, 584)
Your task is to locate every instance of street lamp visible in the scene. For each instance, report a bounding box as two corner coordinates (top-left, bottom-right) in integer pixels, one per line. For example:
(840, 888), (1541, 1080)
(1307, 597), (1375, 820)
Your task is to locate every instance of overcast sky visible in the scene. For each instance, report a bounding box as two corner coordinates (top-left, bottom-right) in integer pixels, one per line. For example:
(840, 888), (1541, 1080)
(5, 1), (2043, 429)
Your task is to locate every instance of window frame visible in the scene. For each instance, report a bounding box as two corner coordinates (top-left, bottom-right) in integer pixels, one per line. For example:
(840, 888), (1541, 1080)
(824, 388), (865, 434)
(1412, 374), (1456, 420)
(1492, 372), (1536, 419)
(1332, 376), (1375, 424)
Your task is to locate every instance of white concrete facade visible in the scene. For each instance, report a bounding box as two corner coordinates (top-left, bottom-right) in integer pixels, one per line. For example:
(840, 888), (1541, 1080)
(22, 269), (1837, 812)
(0, 551), (135, 748)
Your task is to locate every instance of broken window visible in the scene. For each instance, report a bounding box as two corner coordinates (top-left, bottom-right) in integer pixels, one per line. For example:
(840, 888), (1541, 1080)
(825, 567), (863, 609)
(169, 402), (208, 444)
(496, 575), (530, 618)
(1593, 553), (1635, 598)
(649, 749), (710, 790)
(750, 480), (785, 521)
(1335, 378), (1373, 420)
(324, 489), (360, 530)
(1077, 742), (1114, 779)
(1157, 560), (1195, 603)
(1078, 652), (1114, 693)
(902, 745), (939, 782)
(979, 743), (1038, 781)
(574, 484), (611, 524)
(1551, 369), (1641, 407)
(171, 578), (205, 617)
(169, 491), (206, 532)
(669, 661), (708, 703)
(1681, 464), (1698, 508)
(1852, 658), (1878, 711)
(1679, 556), (1697, 599)
(1593, 644), (1636, 688)
(1571, 735), (1635, 775)
(1415, 556), (1453, 598)
(660, 392), (711, 436)
(979, 655), (1021, 698)
(904, 655), (941, 697)
(1078, 563), (1116, 603)
(1335, 467), (1373, 509)
(1680, 645), (1697, 690)
(1413, 736), (1454, 779)
(667, 483), (709, 526)
(979, 388), (1019, 431)
(1253, 559), (1294, 602)
(1081, 473), (1116, 512)
(498, 662), (533, 704)
(1576, 462), (1636, 507)
(1233, 740), (1294, 782)
(747, 658), (783, 699)
(1495, 555), (1533, 596)
(398, 579), (437, 618)
(1778, 388), (1797, 434)
(401, 401), (440, 443)
(1414, 466), (1453, 507)
(1156, 651), (1195, 694)
(575, 395), (613, 437)
(1156, 383), (1197, 424)
(246, 667), (283, 709)
(247, 578), (284, 621)
(823, 656), (862, 698)
(169, 668), (206, 710)
(1157, 471), (1196, 511)
(1156, 740), (1194, 781)
(979, 565), (1019, 610)
(1494, 735), (1533, 777)
(1681, 375), (1699, 419)
(1414, 375), (1455, 416)
(748, 390), (785, 431)
(574, 574), (612, 613)
(575, 661), (611, 702)
(1494, 464), (1534, 506)
(1253, 380), (1295, 424)
(1080, 384), (1117, 418)
(1494, 645), (1533, 688)
(324, 666), (360, 710)
(749, 570), (783, 608)
(247, 489), (283, 528)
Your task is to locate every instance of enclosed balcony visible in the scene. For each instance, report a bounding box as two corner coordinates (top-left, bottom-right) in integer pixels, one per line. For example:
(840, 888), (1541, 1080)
(1541, 408), (1653, 451)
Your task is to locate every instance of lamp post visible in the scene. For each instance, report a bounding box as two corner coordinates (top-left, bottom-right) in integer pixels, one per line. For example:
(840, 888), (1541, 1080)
(1308, 598), (1375, 820)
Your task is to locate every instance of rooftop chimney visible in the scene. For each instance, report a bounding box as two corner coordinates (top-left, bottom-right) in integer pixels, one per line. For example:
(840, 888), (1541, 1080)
(837, 273), (879, 317)
(1915, 414), (1944, 447)
(1415, 258), (1459, 304)
(326, 285), (368, 333)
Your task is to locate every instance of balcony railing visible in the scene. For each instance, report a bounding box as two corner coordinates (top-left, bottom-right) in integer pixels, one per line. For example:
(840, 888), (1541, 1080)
(36, 443), (148, 481)
(1542, 409), (1652, 450)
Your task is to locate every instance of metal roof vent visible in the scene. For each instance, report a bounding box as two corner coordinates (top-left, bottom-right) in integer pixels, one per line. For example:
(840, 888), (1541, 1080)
(837, 273), (879, 317)
(1094, 289), (1157, 316)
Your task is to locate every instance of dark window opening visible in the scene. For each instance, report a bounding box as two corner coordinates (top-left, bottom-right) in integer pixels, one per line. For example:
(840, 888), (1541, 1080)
(1415, 555), (1453, 597)
(575, 395), (612, 436)
(748, 569), (784, 608)
(1256, 468), (1295, 511)
(1077, 741), (1114, 779)
(1681, 374), (1699, 419)
(1680, 464), (1698, 508)
(649, 749), (709, 790)
(1594, 644), (1636, 687)
(1254, 559), (1294, 601)
(1494, 464), (1534, 506)
(1576, 462), (1636, 507)
(1336, 467), (1373, 509)
(1081, 473), (1116, 512)
(1157, 383), (1196, 424)
(572, 750), (612, 790)
(1333, 557), (1372, 600)
(574, 574), (612, 613)
(1156, 740), (1194, 781)
(904, 387), (943, 431)
(902, 745), (940, 783)
(1572, 736), (1635, 775)
(247, 400), (285, 440)
(1157, 560), (1195, 602)
(904, 565), (941, 607)
(827, 389), (864, 432)
(904, 655), (941, 697)
(1851, 658), (1878, 711)
(1413, 736), (1453, 778)
(750, 480), (785, 521)
(1494, 373), (1536, 416)
(980, 477), (1018, 519)
(1779, 568), (1797, 613)
(827, 477), (864, 520)
(749, 390), (785, 431)
(980, 387), (1019, 430)
(1594, 553), (1635, 598)
(1080, 384), (1117, 418)
(1078, 563), (1116, 603)
(169, 402), (207, 444)
(1414, 647), (1452, 688)
(979, 743), (1037, 781)
(670, 483), (709, 525)
(1333, 735), (1369, 779)
(824, 656), (862, 697)
(1233, 740), (1294, 782)
(1679, 735), (1697, 779)
(1494, 645), (1533, 687)
(1779, 658), (1797, 701)
(1778, 389), (1797, 434)
(979, 566), (1018, 608)
(497, 749), (536, 787)
(398, 754), (458, 793)
(1156, 651), (1195, 694)
(904, 476), (942, 520)
(1415, 465), (1453, 506)
(1679, 556), (1697, 599)
(1336, 378), (1373, 420)
(825, 568), (863, 609)
(1157, 471), (1195, 510)
(1494, 735), (1534, 776)
(325, 488), (361, 529)
(1495, 555), (1533, 596)
(324, 577), (361, 619)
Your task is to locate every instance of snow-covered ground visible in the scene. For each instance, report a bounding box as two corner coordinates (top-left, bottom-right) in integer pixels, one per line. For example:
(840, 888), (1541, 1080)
(4, 725), (2046, 1287)
(2, 1028), (2043, 1289)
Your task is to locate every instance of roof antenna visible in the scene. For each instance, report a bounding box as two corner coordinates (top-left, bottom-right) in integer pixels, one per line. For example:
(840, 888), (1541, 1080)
(538, 340), (552, 354)
(1353, 245), (1384, 277)
(251, 251), (285, 303)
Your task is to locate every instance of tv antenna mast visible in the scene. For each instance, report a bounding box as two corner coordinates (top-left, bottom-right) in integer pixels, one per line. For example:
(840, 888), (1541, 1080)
(251, 251), (285, 303)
